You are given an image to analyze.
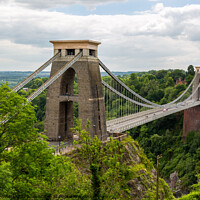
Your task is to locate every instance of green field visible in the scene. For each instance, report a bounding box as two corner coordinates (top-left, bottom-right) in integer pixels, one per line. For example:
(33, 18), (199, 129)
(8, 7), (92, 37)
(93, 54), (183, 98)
(0, 71), (50, 88)
(0, 71), (138, 88)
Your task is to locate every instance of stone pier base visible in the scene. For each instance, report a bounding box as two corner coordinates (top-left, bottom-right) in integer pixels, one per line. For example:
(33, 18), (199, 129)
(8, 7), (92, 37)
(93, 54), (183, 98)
(183, 105), (200, 140)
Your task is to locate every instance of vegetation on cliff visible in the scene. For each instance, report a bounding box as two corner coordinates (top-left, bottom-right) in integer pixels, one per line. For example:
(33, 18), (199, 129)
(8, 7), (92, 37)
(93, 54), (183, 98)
(178, 174), (200, 199)
(17, 65), (199, 192)
(0, 84), (174, 199)
(71, 119), (174, 199)
(1, 64), (199, 198)
(123, 65), (200, 193)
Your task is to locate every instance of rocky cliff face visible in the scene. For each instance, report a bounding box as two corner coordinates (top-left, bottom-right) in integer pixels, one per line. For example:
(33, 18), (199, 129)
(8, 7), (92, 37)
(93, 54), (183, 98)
(165, 171), (184, 198)
(122, 137), (174, 199)
(67, 135), (174, 199)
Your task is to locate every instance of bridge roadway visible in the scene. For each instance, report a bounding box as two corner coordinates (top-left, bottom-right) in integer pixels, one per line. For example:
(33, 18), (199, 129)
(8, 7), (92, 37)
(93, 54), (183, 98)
(107, 100), (200, 133)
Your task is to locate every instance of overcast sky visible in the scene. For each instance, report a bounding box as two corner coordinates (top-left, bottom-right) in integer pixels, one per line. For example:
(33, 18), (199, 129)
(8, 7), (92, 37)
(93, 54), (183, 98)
(0, 0), (200, 71)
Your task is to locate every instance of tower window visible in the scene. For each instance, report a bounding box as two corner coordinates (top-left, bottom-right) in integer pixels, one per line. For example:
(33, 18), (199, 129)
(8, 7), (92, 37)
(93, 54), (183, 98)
(89, 49), (96, 57)
(66, 49), (75, 56)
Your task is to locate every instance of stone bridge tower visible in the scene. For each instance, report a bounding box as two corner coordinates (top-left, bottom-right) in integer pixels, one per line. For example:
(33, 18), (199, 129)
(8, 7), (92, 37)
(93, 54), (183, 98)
(183, 67), (200, 140)
(44, 40), (106, 141)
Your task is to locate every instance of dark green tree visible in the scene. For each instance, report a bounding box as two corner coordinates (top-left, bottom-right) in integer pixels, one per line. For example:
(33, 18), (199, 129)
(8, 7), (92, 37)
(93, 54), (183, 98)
(187, 65), (195, 76)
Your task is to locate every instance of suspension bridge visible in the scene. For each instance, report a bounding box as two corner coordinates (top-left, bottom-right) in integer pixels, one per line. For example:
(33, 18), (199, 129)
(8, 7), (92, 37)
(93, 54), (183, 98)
(2, 40), (200, 141)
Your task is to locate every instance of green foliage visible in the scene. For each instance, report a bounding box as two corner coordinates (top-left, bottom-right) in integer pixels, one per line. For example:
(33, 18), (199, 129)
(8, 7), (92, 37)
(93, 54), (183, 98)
(72, 122), (173, 199)
(90, 164), (101, 200)
(185, 65), (195, 86)
(155, 70), (168, 80)
(123, 66), (198, 193)
(22, 77), (48, 122)
(142, 178), (174, 200)
(0, 84), (38, 156)
(0, 162), (13, 197)
(0, 84), (89, 199)
(72, 121), (131, 199)
(187, 65), (195, 76)
(132, 114), (200, 191)
(178, 175), (200, 200)
(1, 65), (197, 197)
(166, 77), (174, 87)
(171, 69), (186, 81)
(0, 83), (175, 199)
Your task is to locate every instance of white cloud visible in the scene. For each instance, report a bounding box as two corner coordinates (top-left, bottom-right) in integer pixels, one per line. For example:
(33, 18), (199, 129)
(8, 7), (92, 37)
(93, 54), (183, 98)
(0, 40), (52, 71)
(0, 3), (200, 71)
(0, 0), (126, 9)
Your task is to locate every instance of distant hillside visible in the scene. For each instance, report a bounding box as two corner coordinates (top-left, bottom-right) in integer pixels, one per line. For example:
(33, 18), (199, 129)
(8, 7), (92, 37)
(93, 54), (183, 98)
(0, 71), (50, 88)
(101, 71), (138, 76)
(0, 71), (138, 88)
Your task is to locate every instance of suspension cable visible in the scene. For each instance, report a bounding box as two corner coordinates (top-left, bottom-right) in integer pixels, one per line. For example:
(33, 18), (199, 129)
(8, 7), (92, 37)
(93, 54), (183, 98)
(165, 73), (197, 106)
(99, 59), (162, 107)
(183, 83), (200, 103)
(102, 80), (156, 108)
(100, 59), (197, 107)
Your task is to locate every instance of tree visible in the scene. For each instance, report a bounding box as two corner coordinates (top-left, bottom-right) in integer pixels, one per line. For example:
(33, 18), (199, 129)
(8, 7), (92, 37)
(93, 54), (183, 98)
(0, 84), (38, 156)
(26, 78), (43, 89)
(72, 120), (131, 199)
(185, 65), (195, 86)
(128, 73), (140, 93)
(8, 139), (89, 199)
(178, 174), (200, 199)
(187, 65), (195, 76)
(166, 77), (174, 87)
(155, 70), (168, 80)
(171, 69), (186, 82)
(0, 84), (89, 199)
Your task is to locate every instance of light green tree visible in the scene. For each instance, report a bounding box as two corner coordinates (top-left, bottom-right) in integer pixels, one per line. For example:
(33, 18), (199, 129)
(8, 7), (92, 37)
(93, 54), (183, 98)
(0, 84), (89, 199)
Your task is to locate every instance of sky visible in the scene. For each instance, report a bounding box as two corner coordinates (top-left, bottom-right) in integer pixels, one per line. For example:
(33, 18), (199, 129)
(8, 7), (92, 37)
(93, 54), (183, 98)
(0, 0), (200, 71)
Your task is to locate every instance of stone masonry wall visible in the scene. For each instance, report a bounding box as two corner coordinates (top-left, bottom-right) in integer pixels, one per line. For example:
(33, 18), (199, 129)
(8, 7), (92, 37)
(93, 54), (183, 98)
(183, 105), (200, 140)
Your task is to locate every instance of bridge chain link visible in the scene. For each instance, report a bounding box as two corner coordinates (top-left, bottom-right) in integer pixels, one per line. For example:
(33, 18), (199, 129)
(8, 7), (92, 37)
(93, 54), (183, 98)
(12, 52), (61, 92)
(1, 51), (83, 125)
(27, 51), (83, 101)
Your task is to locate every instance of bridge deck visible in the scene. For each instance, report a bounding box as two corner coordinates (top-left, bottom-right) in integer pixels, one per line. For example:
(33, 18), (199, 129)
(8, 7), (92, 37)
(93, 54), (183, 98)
(107, 100), (200, 133)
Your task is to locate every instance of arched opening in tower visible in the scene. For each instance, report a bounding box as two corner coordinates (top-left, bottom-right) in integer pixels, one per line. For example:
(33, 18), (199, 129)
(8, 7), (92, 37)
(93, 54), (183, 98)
(59, 68), (79, 141)
(60, 68), (79, 96)
(73, 74), (78, 95)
